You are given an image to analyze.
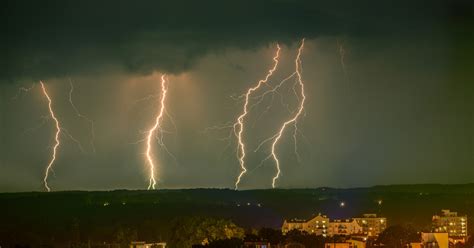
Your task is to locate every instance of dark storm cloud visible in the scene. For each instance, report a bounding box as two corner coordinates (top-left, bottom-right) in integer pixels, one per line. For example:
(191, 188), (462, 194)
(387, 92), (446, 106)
(1, 0), (472, 81)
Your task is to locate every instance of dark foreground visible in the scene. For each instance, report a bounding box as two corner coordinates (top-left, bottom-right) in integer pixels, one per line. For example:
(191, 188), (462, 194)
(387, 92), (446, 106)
(1, 184), (473, 247)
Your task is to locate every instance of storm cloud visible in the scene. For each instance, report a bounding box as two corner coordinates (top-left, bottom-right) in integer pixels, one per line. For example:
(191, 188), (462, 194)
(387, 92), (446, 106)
(1, 0), (472, 81)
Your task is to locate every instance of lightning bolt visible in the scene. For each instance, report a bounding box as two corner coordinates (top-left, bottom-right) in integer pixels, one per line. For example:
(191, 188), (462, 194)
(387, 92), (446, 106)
(144, 74), (169, 190)
(206, 40), (307, 189)
(68, 79), (96, 153)
(40, 81), (62, 192)
(268, 39), (306, 188)
(233, 44), (281, 190)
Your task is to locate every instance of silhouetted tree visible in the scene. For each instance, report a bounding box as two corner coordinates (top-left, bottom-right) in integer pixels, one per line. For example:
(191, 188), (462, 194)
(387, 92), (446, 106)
(207, 238), (243, 248)
(285, 230), (324, 248)
(376, 225), (419, 248)
(258, 228), (284, 244)
(168, 217), (244, 248)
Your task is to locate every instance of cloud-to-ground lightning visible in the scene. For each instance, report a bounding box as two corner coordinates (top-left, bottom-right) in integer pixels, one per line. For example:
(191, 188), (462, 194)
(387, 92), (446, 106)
(233, 45), (281, 190)
(268, 39), (306, 188)
(68, 79), (96, 153)
(144, 75), (169, 190)
(40, 81), (62, 192)
(205, 40), (307, 189)
(13, 81), (87, 190)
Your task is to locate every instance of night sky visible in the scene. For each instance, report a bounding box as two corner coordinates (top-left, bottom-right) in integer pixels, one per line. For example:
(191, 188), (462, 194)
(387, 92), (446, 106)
(1, 0), (473, 191)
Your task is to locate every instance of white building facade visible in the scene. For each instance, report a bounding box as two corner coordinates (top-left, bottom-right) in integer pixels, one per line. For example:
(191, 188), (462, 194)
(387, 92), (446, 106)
(282, 214), (329, 236)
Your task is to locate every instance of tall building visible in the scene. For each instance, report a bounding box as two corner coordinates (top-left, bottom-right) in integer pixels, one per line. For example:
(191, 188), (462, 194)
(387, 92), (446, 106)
(282, 213), (329, 236)
(353, 214), (387, 237)
(432, 209), (467, 243)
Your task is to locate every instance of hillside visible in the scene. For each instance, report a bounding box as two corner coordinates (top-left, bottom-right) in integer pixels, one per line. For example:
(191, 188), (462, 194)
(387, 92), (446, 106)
(1, 184), (473, 244)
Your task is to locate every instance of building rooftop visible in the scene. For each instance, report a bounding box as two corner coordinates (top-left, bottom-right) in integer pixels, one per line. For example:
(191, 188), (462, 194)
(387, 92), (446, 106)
(433, 209), (467, 219)
(287, 218), (306, 223)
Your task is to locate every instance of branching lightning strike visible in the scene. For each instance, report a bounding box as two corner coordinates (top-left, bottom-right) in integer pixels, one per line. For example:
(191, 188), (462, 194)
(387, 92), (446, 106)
(268, 39), (306, 188)
(14, 81), (86, 190)
(144, 75), (169, 190)
(40, 81), (62, 192)
(233, 45), (281, 190)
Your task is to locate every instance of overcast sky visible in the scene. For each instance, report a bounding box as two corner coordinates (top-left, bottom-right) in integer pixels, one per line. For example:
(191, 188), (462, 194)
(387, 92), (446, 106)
(1, 0), (473, 192)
